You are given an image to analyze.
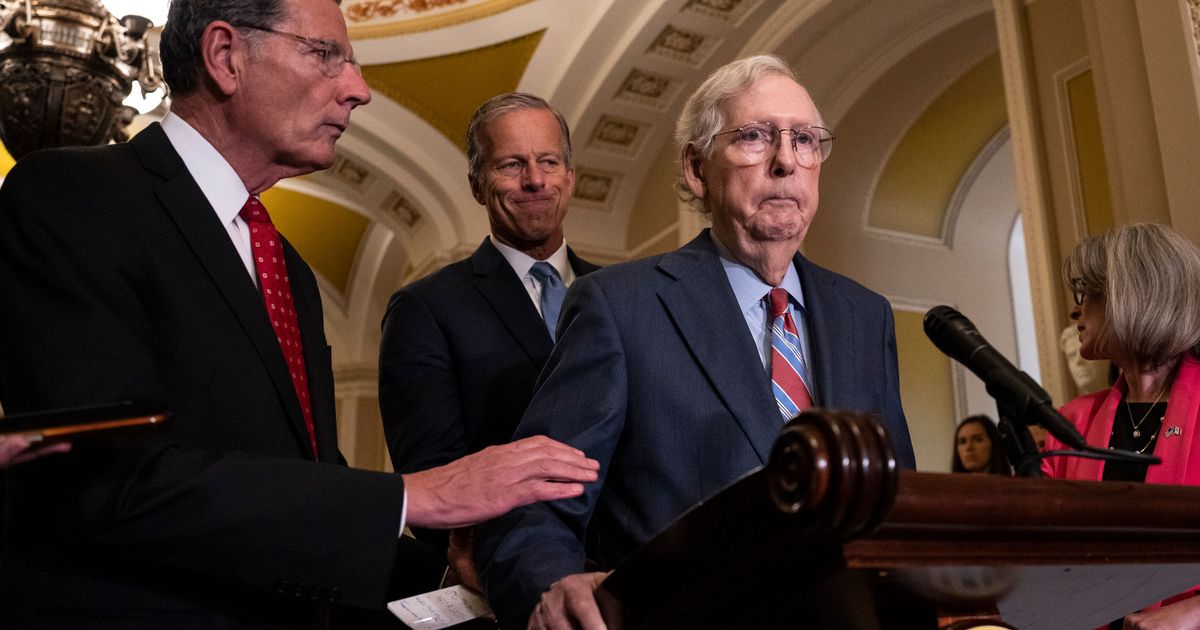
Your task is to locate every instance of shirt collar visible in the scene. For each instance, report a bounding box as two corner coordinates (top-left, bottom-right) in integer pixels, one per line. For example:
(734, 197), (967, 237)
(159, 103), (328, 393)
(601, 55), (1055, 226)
(160, 111), (252, 225)
(710, 230), (805, 313)
(491, 237), (574, 284)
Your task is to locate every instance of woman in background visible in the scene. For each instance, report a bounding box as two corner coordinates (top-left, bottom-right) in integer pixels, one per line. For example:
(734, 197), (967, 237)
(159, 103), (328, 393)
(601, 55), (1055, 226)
(951, 415), (1011, 475)
(1043, 223), (1200, 629)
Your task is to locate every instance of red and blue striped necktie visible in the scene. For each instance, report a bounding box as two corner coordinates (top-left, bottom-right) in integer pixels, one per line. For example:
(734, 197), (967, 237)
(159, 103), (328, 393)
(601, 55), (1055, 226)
(768, 288), (813, 419)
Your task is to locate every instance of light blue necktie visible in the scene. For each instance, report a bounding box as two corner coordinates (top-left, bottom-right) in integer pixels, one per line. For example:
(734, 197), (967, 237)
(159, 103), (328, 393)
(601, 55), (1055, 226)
(530, 262), (566, 339)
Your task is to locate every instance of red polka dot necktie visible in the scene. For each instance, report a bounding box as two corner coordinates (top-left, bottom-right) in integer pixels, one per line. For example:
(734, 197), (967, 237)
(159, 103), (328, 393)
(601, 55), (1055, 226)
(240, 197), (318, 460)
(768, 288), (813, 420)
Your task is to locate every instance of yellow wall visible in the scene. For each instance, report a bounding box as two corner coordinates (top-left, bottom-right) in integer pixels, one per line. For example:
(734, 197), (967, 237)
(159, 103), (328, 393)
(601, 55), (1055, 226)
(1065, 70), (1113, 236)
(894, 309), (956, 472)
(260, 188), (370, 298)
(361, 31), (543, 150)
(870, 54), (1007, 238)
(0, 142), (14, 177)
(1025, 0), (1106, 254)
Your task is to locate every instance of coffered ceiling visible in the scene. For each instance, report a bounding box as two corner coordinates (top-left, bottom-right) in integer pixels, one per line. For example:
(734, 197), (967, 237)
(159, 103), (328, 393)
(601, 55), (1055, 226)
(0, 0), (1010, 372)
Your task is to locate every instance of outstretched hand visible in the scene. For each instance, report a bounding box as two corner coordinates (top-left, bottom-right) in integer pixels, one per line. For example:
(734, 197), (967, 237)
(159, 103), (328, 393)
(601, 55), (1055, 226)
(529, 571), (609, 630)
(403, 435), (599, 529)
(0, 434), (71, 470)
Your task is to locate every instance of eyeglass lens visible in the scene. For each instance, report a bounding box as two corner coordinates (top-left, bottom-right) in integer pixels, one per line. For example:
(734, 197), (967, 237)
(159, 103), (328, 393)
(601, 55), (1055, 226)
(729, 123), (831, 165)
(242, 26), (359, 77)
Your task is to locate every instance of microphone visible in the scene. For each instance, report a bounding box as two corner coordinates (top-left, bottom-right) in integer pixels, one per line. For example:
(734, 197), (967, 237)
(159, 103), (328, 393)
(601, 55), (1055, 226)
(923, 306), (1089, 451)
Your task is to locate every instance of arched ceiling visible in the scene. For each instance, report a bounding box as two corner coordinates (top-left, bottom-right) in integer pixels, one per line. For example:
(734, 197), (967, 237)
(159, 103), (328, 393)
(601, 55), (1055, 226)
(320, 0), (1002, 291)
(0, 0), (1009, 368)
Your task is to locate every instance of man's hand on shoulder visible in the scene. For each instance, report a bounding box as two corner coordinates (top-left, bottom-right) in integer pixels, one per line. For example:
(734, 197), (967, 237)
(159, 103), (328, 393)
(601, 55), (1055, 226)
(403, 435), (599, 529)
(529, 571), (609, 630)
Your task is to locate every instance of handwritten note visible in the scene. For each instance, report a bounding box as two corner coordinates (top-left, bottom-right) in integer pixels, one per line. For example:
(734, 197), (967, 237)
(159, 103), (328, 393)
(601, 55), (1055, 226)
(388, 584), (493, 629)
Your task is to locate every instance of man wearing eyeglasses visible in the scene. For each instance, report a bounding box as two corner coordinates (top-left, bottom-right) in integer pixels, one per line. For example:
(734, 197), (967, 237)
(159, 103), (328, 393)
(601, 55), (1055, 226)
(0, 1), (598, 627)
(477, 55), (916, 629)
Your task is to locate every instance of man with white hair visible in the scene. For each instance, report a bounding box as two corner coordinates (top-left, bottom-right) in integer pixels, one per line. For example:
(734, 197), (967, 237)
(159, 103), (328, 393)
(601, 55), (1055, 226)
(478, 54), (915, 628)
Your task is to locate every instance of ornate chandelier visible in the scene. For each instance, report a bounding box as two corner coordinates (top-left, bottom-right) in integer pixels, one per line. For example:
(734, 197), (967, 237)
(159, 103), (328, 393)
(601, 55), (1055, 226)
(0, 0), (163, 160)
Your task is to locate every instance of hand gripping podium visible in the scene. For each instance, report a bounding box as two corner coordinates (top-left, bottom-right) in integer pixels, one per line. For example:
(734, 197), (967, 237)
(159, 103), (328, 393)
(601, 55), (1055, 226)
(594, 410), (1200, 629)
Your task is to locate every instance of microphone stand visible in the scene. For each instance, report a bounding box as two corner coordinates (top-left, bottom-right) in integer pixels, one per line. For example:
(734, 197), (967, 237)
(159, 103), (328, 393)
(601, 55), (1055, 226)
(992, 392), (1160, 476)
(994, 400), (1043, 478)
(923, 306), (1159, 474)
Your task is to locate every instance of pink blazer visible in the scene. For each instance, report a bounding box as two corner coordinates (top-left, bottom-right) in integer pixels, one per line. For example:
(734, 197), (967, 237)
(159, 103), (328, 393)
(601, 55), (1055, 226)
(1042, 353), (1200, 614)
(1042, 354), (1200, 484)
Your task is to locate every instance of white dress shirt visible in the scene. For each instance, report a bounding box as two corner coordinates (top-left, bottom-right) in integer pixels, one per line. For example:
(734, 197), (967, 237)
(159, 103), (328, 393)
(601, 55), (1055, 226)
(158, 112), (409, 533)
(491, 236), (576, 315)
(160, 112), (259, 285)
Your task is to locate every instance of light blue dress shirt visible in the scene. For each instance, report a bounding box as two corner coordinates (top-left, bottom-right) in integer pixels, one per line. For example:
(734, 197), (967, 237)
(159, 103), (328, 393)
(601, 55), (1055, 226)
(711, 233), (816, 399)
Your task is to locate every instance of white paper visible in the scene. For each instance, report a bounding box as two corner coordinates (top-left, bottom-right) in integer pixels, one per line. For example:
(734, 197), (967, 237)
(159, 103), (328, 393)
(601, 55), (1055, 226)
(387, 584), (493, 629)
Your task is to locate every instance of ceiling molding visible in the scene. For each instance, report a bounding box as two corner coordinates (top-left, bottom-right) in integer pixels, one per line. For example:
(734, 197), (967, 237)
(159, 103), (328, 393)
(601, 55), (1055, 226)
(346, 0), (534, 38)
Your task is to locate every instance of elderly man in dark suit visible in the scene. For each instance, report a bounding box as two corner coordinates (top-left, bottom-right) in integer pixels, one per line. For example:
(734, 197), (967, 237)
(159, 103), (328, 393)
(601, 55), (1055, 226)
(0, 1), (597, 627)
(478, 54), (916, 629)
(379, 92), (599, 583)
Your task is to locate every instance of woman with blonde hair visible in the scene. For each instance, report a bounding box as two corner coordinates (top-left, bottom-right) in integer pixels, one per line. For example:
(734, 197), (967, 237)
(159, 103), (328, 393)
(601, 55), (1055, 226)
(1042, 223), (1200, 628)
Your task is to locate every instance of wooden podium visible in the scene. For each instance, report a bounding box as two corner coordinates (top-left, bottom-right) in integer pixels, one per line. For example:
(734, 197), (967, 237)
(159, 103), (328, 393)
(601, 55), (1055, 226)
(594, 410), (1200, 629)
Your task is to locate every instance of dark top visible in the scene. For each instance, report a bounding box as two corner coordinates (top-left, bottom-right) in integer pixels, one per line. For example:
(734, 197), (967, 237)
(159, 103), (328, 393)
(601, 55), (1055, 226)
(1103, 400), (1166, 482)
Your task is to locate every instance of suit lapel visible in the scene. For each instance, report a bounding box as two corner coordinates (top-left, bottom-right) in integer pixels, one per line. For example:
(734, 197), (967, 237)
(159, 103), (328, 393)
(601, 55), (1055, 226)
(568, 248), (601, 277)
(1146, 355), (1200, 484)
(656, 231), (780, 464)
(796, 254), (853, 408)
(132, 124), (314, 456)
(469, 238), (555, 364)
(284, 239), (339, 462)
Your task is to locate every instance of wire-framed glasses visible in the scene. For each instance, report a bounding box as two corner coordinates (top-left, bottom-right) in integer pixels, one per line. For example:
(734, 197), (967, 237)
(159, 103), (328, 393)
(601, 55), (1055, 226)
(237, 24), (361, 77)
(712, 121), (835, 167)
(1069, 277), (1099, 306)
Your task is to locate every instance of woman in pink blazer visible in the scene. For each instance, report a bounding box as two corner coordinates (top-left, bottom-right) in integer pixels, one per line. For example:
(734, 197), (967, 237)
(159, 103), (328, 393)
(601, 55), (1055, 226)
(1042, 223), (1200, 629)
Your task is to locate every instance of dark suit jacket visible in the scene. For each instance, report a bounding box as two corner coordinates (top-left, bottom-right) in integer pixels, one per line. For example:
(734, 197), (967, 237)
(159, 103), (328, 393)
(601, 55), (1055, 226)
(478, 230), (915, 624)
(0, 124), (412, 628)
(379, 236), (599, 475)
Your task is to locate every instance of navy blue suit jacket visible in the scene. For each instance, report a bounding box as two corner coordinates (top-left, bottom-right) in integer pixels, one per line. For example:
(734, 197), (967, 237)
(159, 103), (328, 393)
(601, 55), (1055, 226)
(478, 230), (914, 624)
(379, 237), (599, 474)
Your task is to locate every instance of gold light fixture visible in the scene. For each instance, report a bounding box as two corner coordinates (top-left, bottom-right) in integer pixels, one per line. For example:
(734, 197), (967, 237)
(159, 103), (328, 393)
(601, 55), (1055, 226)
(0, 0), (163, 160)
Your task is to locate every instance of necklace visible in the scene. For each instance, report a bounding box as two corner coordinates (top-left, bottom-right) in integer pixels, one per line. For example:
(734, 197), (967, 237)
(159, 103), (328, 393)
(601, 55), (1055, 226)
(1124, 386), (1167, 438)
(1136, 429), (1160, 454)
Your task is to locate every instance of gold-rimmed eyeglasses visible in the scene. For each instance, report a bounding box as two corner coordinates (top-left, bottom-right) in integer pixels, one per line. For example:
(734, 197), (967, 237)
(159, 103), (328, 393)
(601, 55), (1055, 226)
(236, 24), (361, 78)
(712, 121), (835, 167)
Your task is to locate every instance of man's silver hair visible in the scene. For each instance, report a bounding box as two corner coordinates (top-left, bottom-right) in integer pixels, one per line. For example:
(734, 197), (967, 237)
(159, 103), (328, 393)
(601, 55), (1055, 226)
(466, 92), (572, 185)
(673, 54), (823, 211)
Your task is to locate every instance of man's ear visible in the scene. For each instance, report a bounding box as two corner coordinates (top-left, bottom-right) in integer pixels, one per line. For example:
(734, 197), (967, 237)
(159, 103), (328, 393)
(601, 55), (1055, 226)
(469, 174), (484, 205)
(564, 166), (576, 199)
(200, 21), (243, 97)
(681, 144), (706, 200)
